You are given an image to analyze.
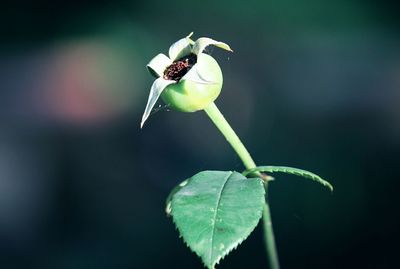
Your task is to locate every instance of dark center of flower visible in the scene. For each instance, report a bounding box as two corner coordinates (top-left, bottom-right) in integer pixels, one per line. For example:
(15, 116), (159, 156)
(164, 53), (197, 81)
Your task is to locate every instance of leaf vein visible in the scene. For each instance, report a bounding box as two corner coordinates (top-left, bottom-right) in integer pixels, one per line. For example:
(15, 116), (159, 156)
(208, 171), (233, 264)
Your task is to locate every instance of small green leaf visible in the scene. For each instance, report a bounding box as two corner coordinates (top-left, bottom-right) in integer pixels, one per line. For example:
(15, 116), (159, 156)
(243, 166), (333, 191)
(146, 53), (172, 78)
(170, 171), (265, 269)
(140, 78), (175, 128)
(192, 37), (233, 55)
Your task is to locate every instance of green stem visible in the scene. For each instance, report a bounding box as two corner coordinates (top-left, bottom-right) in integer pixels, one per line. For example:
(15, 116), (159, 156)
(204, 102), (256, 170)
(262, 199), (280, 269)
(204, 102), (280, 269)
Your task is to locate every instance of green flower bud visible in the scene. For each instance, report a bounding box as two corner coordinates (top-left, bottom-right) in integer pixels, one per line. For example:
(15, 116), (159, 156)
(141, 33), (232, 128)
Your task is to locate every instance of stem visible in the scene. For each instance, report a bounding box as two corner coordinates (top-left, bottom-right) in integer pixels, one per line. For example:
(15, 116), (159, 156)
(263, 200), (280, 269)
(204, 103), (256, 170)
(204, 102), (280, 269)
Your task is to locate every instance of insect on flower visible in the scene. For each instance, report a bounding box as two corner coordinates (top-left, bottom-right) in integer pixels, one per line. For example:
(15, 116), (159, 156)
(141, 32), (232, 128)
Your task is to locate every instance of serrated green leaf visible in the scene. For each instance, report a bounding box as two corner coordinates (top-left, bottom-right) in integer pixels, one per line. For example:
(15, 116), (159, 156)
(165, 179), (188, 216)
(170, 171), (265, 269)
(242, 166), (333, 191)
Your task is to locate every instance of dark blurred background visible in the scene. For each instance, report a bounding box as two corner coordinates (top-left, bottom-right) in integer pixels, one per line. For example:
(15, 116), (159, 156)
(1, 0), (399, 268)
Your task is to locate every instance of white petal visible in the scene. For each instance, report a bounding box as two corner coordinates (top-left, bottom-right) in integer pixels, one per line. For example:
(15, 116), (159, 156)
(168, 33), (193, 61)
(146, 53), (172, 78)
(192, 37), (233, 55)
(141, 78), (175, 128)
